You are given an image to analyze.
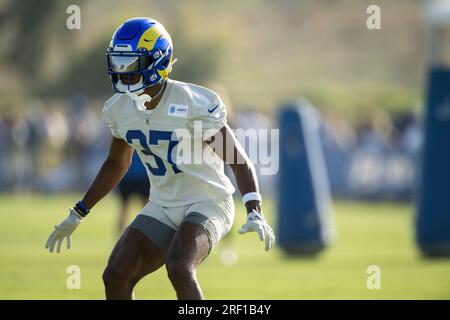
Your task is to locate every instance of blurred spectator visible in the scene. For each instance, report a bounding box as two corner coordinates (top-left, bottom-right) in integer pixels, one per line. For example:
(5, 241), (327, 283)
(321, 111), (357, 198)
(233, 106), (275, 196)
(40, 106), (70, 192)
(347, 111), (392, 199)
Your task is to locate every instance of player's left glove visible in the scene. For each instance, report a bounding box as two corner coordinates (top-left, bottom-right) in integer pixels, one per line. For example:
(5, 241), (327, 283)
(239, 210), (275, 252)
(45, 208), (83, 254)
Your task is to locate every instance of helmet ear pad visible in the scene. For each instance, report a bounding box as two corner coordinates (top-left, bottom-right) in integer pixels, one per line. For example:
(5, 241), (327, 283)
(142, 49), (171, 87)
(142, 69), (162, 87)
(157, 54), (171, 70)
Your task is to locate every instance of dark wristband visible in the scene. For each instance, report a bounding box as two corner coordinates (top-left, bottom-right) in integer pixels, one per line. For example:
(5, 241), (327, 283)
(245, 200), (262, 214)
(74, 200), (90, 217)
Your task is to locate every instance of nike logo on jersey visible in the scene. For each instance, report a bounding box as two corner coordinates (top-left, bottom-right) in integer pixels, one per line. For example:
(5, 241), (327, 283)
(208, 104), (219, 113)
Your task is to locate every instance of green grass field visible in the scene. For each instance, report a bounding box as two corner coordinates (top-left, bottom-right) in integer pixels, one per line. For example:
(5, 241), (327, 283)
(1, 193), (449, 300)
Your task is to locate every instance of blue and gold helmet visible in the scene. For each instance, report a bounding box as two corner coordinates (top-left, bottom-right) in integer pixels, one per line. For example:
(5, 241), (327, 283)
(106, 17), (175, 93)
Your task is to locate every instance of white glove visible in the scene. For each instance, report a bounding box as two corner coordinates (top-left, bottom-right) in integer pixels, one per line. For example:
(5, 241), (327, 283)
(239, 210), (275, 251)
(45, 208), (82, 253)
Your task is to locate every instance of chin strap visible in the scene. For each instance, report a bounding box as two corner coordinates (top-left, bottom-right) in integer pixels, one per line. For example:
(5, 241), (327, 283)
(125, 91), (150, 111)
(125, 80), (167, 112)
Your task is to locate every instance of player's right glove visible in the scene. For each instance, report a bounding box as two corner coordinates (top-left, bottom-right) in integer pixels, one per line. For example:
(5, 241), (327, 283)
(239, 210), (275, 252)
(45, 208), (83, 254)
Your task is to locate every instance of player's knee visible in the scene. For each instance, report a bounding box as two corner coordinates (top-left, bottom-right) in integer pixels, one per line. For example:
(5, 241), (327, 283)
(102, 264), (129, 289)
(166, 257), (195, 285)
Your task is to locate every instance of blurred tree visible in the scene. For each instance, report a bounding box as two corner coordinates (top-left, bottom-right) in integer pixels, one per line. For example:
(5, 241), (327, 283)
(37, 38), (111, 98)
(171, 35), (227, 85)
(0, 0), (60, 74)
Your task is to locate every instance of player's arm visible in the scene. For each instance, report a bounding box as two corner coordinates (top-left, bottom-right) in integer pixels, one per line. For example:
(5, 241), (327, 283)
(45, 136), (133, 253)
(82, 136), (133, 209)
(208, 124), (275, 251)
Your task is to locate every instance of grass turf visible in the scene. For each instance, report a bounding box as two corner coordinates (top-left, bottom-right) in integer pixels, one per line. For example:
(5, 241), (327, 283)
(0, 193), (449, 299)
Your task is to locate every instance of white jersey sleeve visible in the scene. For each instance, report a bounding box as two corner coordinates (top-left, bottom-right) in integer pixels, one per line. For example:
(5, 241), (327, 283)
(187, 85), (227, 140)
(102, 94), (123, 139)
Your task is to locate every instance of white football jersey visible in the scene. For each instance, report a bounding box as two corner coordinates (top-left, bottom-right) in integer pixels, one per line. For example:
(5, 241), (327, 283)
(102, 79), (236, 207)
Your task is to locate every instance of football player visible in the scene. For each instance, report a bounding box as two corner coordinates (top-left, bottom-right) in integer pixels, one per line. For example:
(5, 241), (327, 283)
(45, 17), (275, 300)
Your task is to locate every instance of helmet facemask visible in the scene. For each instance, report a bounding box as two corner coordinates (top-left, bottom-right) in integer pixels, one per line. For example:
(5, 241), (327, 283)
(107, 47), (151, 94)
(107, 46), (174, 94)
